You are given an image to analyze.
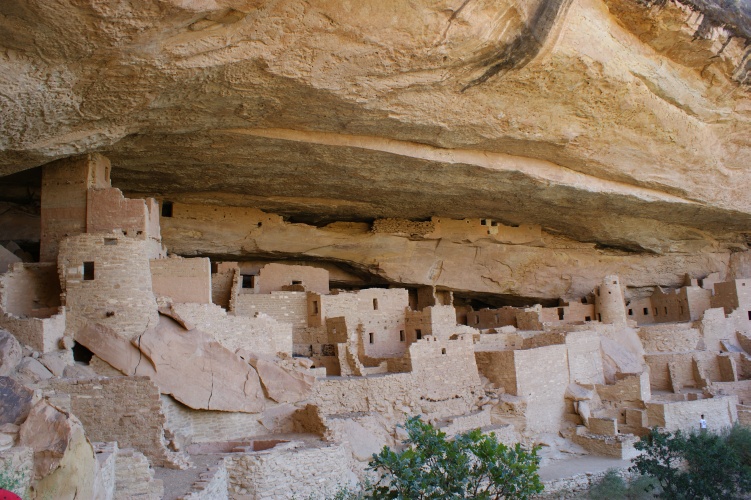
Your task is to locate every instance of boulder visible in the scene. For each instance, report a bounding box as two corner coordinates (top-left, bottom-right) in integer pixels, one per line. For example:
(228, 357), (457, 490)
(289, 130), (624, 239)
(134, 316), (265, 413)
(0, 377), (36, 425)
(0, 244), (21, 274)
(11, 358), (53, 385)
(19, 400), (97, 498)
(157, 305), (195, 331)
(75, 323), (155, 377)
(600, 337), (642, 384)
(39, 352), (70, 376)
(237, 350), (315, 404)
(0, 330), (23, 376)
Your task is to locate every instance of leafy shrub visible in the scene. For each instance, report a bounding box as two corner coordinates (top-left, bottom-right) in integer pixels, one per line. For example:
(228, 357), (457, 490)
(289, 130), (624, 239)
(586, 469), (657, 500)
(631, 426), (751, 500)
(366, 416), (543, 500)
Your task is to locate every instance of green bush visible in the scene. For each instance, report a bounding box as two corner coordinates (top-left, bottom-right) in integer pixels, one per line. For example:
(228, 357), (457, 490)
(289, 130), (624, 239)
(586, 469), (657, 500)
(366, 416), (543, 500)
(631, 426), (751, 500)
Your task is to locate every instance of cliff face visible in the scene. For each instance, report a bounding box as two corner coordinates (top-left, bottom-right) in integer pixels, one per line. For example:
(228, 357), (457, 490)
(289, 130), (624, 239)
(0, 0), (749, 296)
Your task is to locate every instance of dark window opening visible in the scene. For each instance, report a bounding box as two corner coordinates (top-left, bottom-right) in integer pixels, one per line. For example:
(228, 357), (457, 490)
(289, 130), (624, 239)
(373, 298), (378, 310)
(608, 291), (612, 294)
(644, 308), (649, 315)
(557, 308), (564, 320)
(597, 313), (602, 322)
(312, 301), (319, 315)
(585, 316), (591, 322)
(416, 329), (422, 340)
(680, 306), (684, 315)
(242, 275), (254, 289)
(292, 280), (302, 285)
(481, 219), (488, 225)
(654, 308), (659, 316)
(441, 348), (446, 355)
(399, 330), (405, 342)
(162, 201), (173, 217)
(581, 297), (587, 304)
(664, 307), (668, 314)
(597, 289), (600, 296)
(510, 224), (519, 228)
(475, 315), (480, 324)
(491, 221), (498, 226)
(104, 238), (117, 246)
(628, 309), (633, 315)
(495, 314), (499, 323)
(748, 311), (751, 320)
(83, 262), (95, 281)
(72, 341), (94, 364)
(369, 332), (374, 344)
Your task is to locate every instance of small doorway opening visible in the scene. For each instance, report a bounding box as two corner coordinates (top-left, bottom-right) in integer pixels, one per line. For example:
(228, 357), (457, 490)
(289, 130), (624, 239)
(83, 262), (95, 281)
(161, 201), (173, 217)
(399, 330), (405, 342)
(369, 332), (374, 344)
(242, 275), (254, 289)
(557, 308), (564, 320)
(373, 298), (378, 310)
(416, 329), (422, 340)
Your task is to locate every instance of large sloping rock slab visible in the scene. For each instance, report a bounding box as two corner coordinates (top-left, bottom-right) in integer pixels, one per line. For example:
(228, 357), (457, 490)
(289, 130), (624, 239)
(135, 316), (265, 413)
(11, 358), (53, 385)
(0, 376), (35, 425)
(0, 330), (22, 376)
(600, 337), (642, 384)
(75, 323), (156, 377)
(237, 350), (315, 404)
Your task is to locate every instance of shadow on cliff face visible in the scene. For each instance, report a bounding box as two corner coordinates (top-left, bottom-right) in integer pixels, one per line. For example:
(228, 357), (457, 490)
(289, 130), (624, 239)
(462, 0), (575, 91)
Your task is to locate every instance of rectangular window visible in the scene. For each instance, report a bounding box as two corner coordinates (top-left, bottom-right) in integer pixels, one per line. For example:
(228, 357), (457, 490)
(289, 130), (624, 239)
(585, 316), (591, 322)
(292, 280), (302, 285)
(104, 238), (117, 246)
(748, 311), (751, 320)
(655, 308), (659, 316)
(475, 315), (480, 324)
(161, 201), (173, 217)
(598, 313), (602, 322)
(312, 301), (319, 315)
(83, 262), (95, 281)
(242, 275), (254, 289)
(628, 309), (633, 316)
(441, 348), (446, 355)
(369, 332), (374, 344)
(416, 329), (422, 340)
(557, 308), (564, 320)
(373, 298), (378, 310)
(399, 330), (405, 342)
(664, 307), (668, 314)
(644, 308), (649, 315)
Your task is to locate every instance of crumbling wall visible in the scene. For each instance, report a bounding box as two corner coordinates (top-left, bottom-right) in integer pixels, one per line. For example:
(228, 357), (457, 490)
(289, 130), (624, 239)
(471, 307), (518, 329)
(170, 302), (292, 357)
(0, 262), (61, 317)
(427, 217), (542, 244)
(255, 263), (329, 295)
(472, 332), (523, 351)
(40, 153), (111, 262)
(42, 376), (174, 466)
(649, 286), (710, 324)
(150, 257), (211, 304)
(86, 188), (160, 240)
(0, 308), (66, 353)
(645, 351), (721, 391)
(475, 350), (516, 394)
(58, 233), (161, 340)
(596, 371), (651, 404)
(638, 324), (703, 352)
(224, 442), (353, 500)
(212, 262), (239, 310)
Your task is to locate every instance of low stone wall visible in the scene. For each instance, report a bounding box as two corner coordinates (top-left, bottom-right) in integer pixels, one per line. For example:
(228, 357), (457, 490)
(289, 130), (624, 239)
(571, 433), (640, 459)
(114, 448), (164, 500)
(646, 395), (738, 432)
(224, 442), (354, 500)
(536, 466), (639, 499)
(0, 308), (66, 353)
(161, 395), (268, 446)
(179, 458), (229, 500)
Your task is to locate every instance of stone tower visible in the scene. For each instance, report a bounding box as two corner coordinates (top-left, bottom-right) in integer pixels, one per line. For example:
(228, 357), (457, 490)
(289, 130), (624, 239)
(595, 275), (627, 326)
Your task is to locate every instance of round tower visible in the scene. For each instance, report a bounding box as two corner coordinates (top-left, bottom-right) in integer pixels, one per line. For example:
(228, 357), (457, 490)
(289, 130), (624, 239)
(595, 275), (627, 326)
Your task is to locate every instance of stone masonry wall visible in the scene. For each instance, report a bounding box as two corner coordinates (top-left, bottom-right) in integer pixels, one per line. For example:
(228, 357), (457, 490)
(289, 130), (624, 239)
(0, 262), (61, 317)
(638, 324), (703, 352)
(150, 257), (212, 304)
(86, 188), (160, 240)
(234, 292), (308, 336)
(513, 344), (570, 433)
(565, 330), (605, 385)
(224, 442), (353, 500)
(256, 263), (329, 295)
(170, 302), (292, 356)
(646, 395), (738, 432)
(0, 308), (66, 353)
(42, 376), (174, 466)
(58, 233), (162, 340)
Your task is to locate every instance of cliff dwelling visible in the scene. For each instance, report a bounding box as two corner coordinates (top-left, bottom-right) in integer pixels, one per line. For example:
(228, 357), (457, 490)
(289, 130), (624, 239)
(0, 0), (750, 499)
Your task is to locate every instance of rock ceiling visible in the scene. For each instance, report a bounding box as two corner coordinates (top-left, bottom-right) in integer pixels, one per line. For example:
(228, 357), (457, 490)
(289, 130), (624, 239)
(0, 0), (749, 294)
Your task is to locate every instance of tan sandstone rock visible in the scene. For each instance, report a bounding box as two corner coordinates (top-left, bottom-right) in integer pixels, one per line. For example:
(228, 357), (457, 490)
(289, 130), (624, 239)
(0, 377), (35, 426)
(135, 316), (265, 413)
(600, 337), (643, 384)
(237, 349), (315, 404)
(11, 358), (53, 385)
(0, 330), (23, 377)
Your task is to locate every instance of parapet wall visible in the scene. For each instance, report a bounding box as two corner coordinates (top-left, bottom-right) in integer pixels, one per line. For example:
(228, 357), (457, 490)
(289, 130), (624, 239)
(234, 291), (309, 337)
(86, 188), (160, 240)
(255, 263), (330, 295)
(646, 395), (738, 432)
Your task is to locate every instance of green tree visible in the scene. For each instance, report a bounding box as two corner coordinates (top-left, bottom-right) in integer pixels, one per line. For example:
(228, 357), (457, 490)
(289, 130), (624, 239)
(366, 416), (543, 500)
(631, 426), (751, 500)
